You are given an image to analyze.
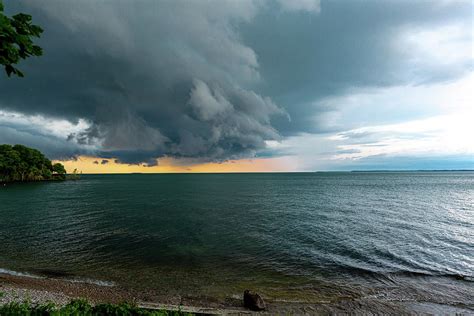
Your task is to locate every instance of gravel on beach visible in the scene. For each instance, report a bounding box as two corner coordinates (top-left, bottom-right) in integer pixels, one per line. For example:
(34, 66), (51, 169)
(0, 273), (134, 304)
(2, 272), (473, 315)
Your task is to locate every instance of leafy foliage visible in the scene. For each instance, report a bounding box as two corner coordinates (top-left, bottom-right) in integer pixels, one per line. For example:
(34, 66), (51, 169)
(0, 144), (66, 182)
(0, 298), (195, 315)
(53, 163), (67, 178)
(0, 0), (43, 77)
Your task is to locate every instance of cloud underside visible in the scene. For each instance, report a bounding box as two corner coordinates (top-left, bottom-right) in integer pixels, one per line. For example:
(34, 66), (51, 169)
(0, 0), (471, 168)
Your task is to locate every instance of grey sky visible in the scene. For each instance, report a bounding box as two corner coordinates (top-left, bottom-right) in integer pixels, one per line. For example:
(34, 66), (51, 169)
(0, 0), (472, 169)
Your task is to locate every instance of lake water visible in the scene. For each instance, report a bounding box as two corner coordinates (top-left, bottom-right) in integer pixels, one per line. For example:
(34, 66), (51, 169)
(1, 172), (473, 308)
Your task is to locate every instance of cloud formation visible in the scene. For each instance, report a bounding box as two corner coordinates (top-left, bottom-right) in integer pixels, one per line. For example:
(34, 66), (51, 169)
(268, 74), (474, 170)
(0, 0), (471, 169)
(1, 0), (291, 163)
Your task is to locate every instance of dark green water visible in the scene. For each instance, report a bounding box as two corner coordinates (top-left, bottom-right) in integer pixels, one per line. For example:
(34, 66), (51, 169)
(1, 172), (473, 305)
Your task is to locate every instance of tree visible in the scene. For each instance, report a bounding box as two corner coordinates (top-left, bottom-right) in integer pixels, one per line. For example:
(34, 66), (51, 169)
(0, 144), (67, 182)
(0, 0), (43, 77)
(52, 163), (67, 180)
(0, 144), (21, 181)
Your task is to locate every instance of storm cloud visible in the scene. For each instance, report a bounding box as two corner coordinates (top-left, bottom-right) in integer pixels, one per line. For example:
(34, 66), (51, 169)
(0, 0), (471, 167)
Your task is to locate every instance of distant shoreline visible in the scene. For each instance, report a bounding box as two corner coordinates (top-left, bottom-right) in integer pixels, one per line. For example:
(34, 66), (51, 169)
(349, 169), (474, 172)
(17, 169), (473, 175)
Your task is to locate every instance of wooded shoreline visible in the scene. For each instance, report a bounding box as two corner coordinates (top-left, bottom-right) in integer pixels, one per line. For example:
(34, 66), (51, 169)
(0, 144), (71, 183)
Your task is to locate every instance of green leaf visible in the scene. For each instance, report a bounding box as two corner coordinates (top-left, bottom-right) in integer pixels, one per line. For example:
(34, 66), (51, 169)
(15, 68), (24, 77)
(0, 3), (43, 78)
(5, 64), (13, 76)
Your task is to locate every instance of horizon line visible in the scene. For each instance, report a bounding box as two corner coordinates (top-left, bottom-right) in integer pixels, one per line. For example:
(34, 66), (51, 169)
(74, 169), (474, 175)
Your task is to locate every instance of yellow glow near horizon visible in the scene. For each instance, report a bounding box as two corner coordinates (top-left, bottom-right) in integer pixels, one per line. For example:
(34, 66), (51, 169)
(55, 156), (297, 174)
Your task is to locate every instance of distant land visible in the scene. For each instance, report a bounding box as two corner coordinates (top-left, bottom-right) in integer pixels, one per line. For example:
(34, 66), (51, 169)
(349, 169), (474, 172)
(61, 169), (474, 175)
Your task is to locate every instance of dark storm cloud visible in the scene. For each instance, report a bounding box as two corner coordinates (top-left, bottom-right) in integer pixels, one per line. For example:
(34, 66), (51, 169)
(0, 0), (470, 163)
(93, 159), (110, 165)
(242, 0), (472, 134)
(1, 0), (283, 163)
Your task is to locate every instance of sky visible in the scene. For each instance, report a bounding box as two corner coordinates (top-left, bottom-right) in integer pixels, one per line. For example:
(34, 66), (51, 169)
(0, 0), (472, 172)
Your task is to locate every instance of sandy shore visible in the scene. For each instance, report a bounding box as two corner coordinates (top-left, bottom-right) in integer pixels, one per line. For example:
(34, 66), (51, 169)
(1, 272), (473, 315)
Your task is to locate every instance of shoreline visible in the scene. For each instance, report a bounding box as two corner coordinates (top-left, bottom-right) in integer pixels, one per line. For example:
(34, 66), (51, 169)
(2, 272), (473, 314)
(0, 273), (243, 315)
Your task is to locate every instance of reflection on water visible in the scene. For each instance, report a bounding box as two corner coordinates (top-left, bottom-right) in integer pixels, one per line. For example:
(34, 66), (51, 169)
(0, 172), (473, 304)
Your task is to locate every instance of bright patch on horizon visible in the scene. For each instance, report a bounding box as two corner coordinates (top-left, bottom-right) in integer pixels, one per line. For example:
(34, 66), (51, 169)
(56, 156), (297, 174)
(331, 112), (474, 160)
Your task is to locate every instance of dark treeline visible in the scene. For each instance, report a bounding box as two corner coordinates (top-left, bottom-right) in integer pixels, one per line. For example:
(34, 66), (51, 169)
(0, 144), (66, 182)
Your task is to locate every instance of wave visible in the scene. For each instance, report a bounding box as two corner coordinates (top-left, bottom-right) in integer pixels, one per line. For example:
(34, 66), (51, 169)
(0, 267), (115, 287)
(385, 270), (474, 282)
(0, 268), (43, 279)
(339, 265), (474, 283)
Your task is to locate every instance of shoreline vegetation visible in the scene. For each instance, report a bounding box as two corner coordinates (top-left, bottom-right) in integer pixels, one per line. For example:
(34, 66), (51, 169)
(0, 299), (194, 316)
(0, 144), (80, 184)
